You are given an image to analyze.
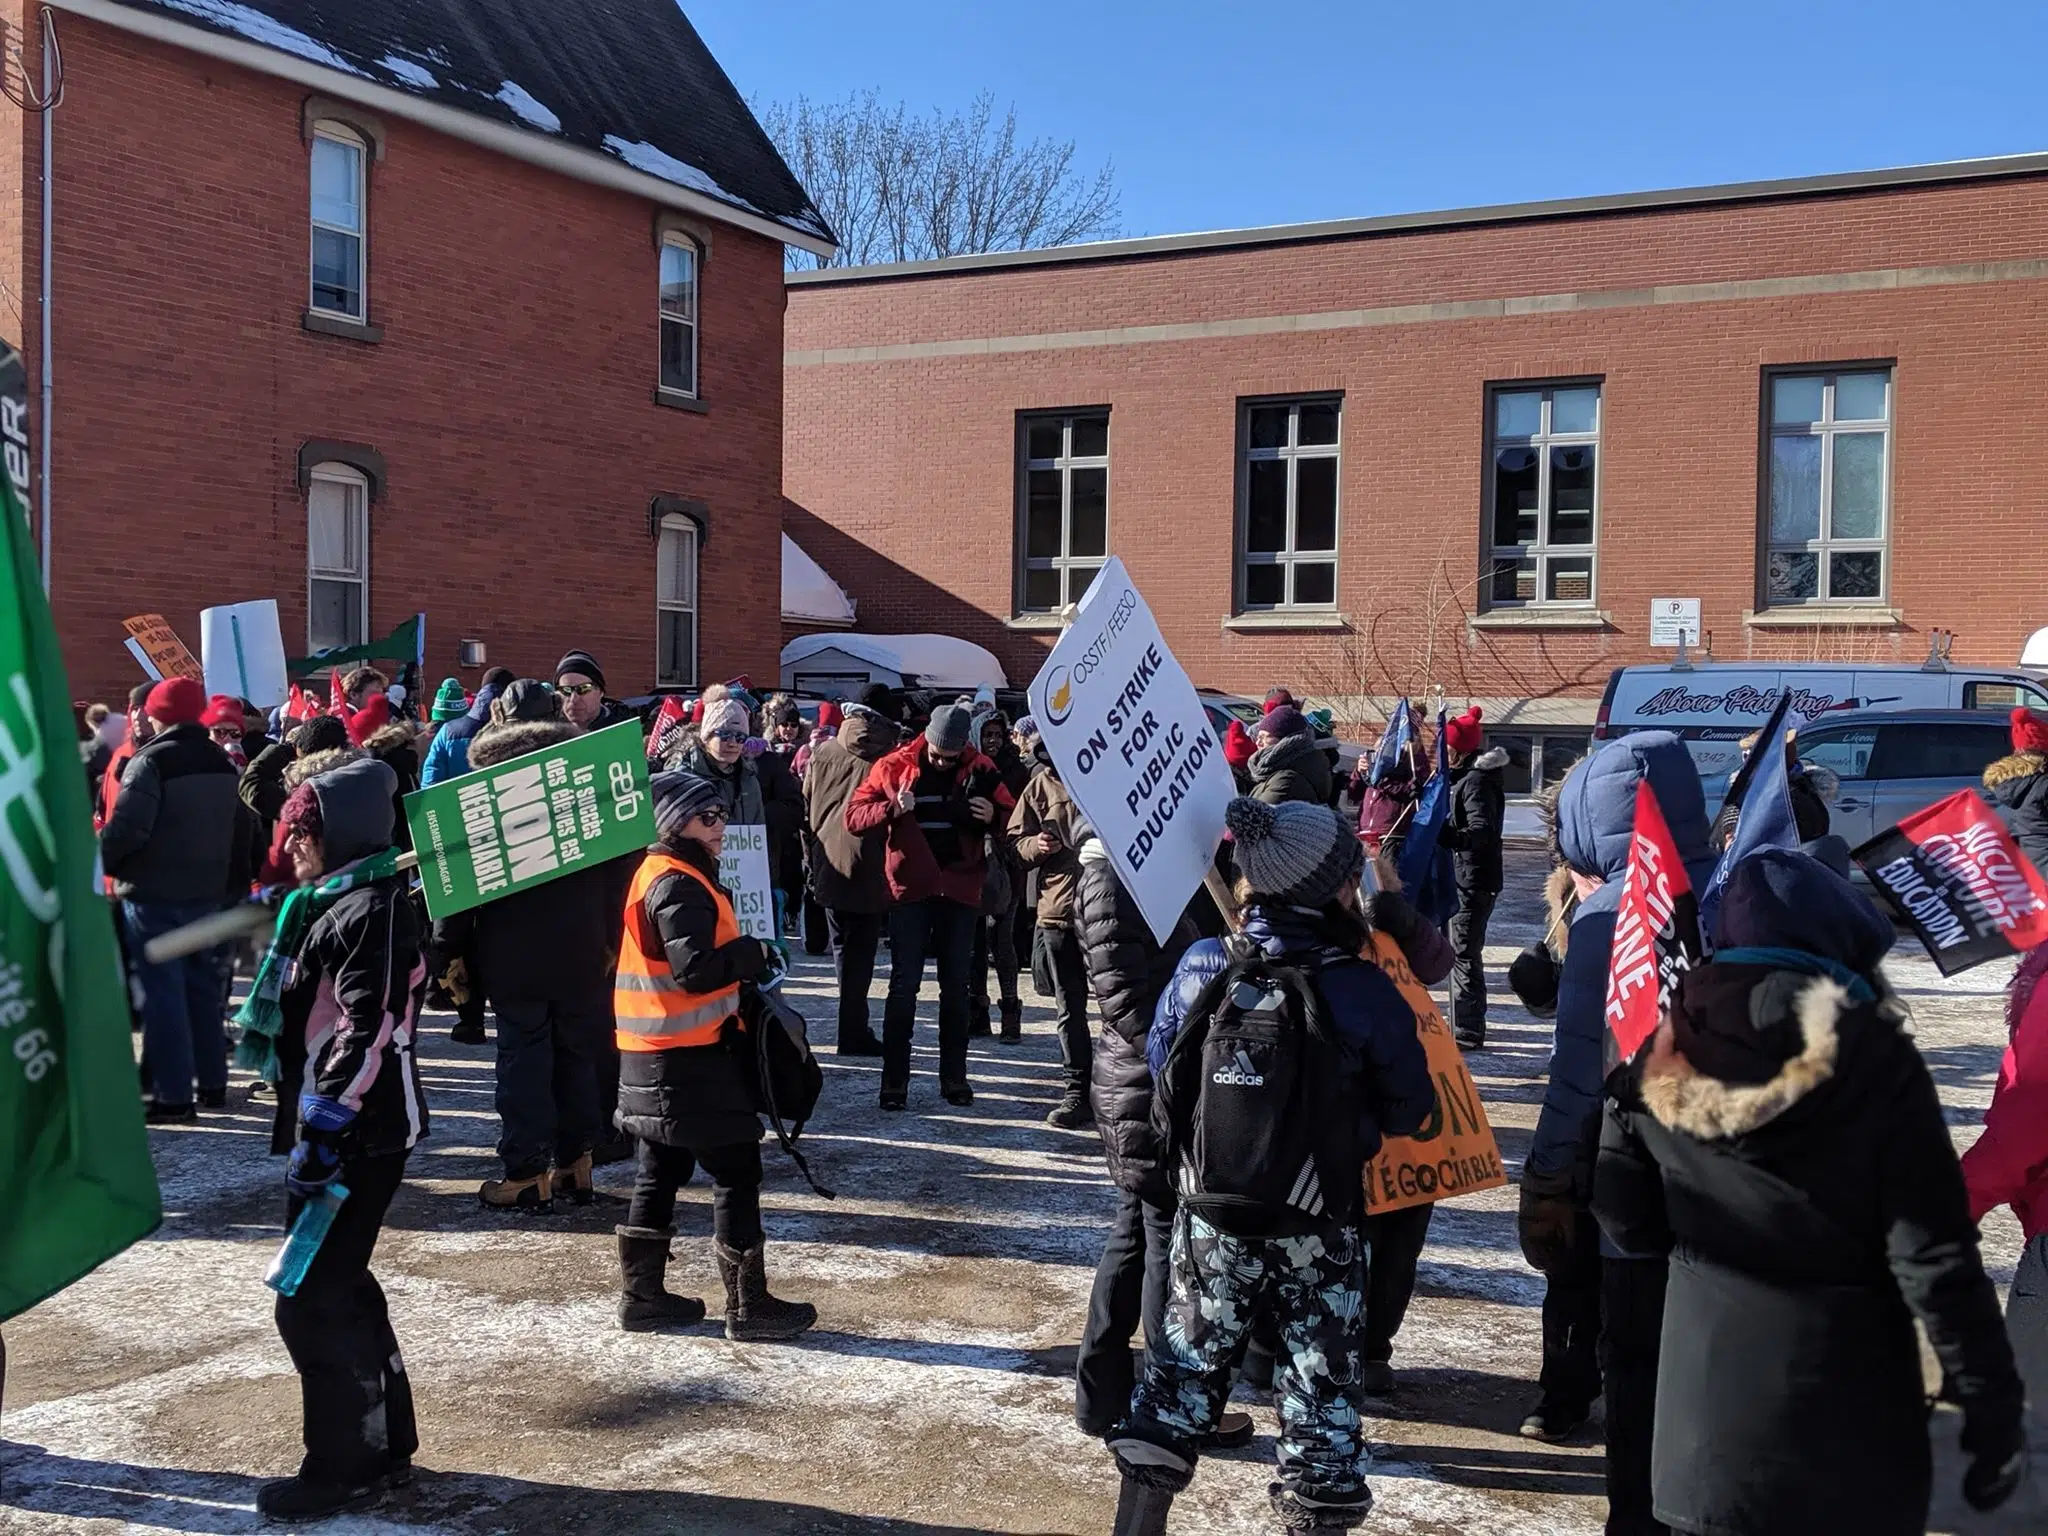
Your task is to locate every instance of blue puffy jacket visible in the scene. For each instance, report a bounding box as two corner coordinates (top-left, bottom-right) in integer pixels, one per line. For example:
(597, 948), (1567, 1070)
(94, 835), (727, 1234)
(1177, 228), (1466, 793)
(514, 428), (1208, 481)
(419, 681), (502, 787)
(1525, 731), (1713, 1200)
(1148, 903), (1436, 1165)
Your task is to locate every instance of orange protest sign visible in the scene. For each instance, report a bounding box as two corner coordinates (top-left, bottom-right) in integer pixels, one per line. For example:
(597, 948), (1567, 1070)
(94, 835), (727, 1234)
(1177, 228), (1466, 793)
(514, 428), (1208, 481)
(1361, 931), (1509, 1215)
(122, 614), (204, 683)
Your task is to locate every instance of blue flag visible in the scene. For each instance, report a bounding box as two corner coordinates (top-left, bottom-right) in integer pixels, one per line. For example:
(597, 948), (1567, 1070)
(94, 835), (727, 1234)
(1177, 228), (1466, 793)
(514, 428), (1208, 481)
(1367, 697), (1415, 788)
(1697, 691), (1802, 941)
(1397, 707), (1451, 896)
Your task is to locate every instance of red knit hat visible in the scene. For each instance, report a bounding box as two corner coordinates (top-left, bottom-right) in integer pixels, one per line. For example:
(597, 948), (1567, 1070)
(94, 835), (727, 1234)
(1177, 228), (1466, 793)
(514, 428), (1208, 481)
(1444, 706), (1485, 757)
(200, 693), (243, 729)
(144, 677), (206, 726)
(2012, 707), (2048, 756)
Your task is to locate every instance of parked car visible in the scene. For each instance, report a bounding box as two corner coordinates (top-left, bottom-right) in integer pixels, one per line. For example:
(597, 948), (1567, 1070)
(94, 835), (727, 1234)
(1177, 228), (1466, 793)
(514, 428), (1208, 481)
(1197, 689), (1364, 776)
(1793, 707), (2015, 848)
(1594, 658), (2048, 792)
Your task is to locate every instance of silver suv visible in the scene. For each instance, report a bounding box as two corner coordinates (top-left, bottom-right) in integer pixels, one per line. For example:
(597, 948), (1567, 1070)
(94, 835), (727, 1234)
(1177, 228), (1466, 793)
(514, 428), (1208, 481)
(1793, 707), (2014, 846)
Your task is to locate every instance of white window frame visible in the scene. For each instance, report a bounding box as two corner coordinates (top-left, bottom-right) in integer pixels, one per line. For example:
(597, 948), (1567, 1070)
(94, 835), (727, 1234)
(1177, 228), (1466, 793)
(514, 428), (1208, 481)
(658, 236), (700, 399)
(1237, 397), (1341, 612)
(306, 464), (369, 652)
(656, 513), (699, 688)
(309, 125), (367, 321)
(1016, 411), (1109, 613)
(1763, 367), (1893, 606)
(1484, 382), (1602, 608)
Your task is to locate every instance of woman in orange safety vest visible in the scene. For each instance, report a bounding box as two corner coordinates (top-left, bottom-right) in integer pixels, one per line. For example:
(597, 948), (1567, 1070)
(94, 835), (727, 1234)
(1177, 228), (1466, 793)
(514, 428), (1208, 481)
(612, 771), (817, 1342)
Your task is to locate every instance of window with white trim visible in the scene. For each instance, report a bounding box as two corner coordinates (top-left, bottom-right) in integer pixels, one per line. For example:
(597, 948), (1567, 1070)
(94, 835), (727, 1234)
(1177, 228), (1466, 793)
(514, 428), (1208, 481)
(658, 238), (699, 397)
(1239, 398), (1340, 610)
(1486, 383), (1600, 606)
(656, 514), (699, 687)
(306, 466), (368, 651)
(1764, 368), (1892, 604)
(1016, 411), (1108, 612)
(309, 127), (366, 320)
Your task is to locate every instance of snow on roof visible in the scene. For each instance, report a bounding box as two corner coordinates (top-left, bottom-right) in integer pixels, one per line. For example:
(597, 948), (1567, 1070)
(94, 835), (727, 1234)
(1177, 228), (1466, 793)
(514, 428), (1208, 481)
(781, 534), (857, 626)
(781, 633), (1009, 690)
(104, 0), (832, 246)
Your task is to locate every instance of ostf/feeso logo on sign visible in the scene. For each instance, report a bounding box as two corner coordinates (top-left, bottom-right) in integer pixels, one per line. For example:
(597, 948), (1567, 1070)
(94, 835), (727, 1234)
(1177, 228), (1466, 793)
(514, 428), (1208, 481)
(1045, 665), (1074, 725)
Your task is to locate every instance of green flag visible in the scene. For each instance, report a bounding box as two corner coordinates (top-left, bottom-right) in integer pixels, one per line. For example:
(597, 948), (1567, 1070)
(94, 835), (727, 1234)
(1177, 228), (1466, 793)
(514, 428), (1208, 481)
(0, 347), (162, 1323)
(286, 612), (424, 677)
(404, 719), (653, 920)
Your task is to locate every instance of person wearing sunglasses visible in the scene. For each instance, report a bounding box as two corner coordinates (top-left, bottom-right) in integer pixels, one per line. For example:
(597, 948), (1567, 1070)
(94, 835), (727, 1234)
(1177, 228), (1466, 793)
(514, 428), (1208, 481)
(844, 704), (1017, 1111)
(554, 649), (634, 734)
(613, 771), (817, 1342)
(671, 696), (805, 942)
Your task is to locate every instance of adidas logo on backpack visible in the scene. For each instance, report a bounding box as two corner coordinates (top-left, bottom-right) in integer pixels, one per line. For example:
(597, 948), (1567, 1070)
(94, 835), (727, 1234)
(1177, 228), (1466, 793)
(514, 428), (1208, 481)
(1211, 1049), (1266, 1087)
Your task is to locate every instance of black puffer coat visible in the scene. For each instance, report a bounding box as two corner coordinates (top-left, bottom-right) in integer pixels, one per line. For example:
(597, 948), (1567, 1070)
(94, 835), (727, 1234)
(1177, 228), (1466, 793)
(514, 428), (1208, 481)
(1594, 855), (2022, 1536)
(1076, 840), (1194, 1197)
(1247, 732), (1334, 807)
(1984, 749), (2048, 874)
(615, 839), (772, 1153)
(1439, 745), (1508, 898)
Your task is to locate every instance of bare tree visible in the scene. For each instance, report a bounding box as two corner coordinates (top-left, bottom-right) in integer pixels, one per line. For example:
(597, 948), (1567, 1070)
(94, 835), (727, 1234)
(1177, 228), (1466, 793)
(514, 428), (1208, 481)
(760, 91), (1120, 268)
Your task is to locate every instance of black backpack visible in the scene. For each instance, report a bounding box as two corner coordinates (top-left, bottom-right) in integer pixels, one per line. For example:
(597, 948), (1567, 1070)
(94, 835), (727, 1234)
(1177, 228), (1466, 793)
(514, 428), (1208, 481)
(1153, 942), (1362, 1238)
(743, 983), (833, 1199)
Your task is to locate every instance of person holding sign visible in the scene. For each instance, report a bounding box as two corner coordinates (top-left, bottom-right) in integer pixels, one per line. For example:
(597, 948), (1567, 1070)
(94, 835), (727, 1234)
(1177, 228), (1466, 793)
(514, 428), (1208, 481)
(844, 704), (1015, 1111)
(1595, 850), (2026, 1533)
(613, 772), (816, 1342)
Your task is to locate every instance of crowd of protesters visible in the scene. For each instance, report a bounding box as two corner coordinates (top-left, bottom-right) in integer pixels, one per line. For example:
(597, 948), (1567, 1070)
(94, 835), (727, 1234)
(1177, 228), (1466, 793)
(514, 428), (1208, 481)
(75, 662), (2042, 1532)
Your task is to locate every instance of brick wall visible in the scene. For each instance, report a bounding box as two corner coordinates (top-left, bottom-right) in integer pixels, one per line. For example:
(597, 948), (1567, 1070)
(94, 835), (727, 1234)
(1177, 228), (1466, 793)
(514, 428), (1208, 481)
(27, 13), (788, 705)
(783, 172), (2048, 715)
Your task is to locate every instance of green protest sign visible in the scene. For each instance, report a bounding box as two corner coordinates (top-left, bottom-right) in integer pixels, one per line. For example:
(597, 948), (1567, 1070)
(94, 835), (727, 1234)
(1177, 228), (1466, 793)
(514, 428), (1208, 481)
(404, 720), (652, 920)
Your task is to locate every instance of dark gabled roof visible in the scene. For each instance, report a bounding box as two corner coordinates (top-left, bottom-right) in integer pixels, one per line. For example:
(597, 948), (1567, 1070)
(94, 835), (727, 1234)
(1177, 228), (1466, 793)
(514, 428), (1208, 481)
(97, 0), (832, 246)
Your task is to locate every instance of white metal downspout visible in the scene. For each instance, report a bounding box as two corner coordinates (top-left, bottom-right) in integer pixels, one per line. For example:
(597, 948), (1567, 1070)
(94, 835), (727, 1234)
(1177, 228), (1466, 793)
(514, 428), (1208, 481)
(38, 5), (54, 590)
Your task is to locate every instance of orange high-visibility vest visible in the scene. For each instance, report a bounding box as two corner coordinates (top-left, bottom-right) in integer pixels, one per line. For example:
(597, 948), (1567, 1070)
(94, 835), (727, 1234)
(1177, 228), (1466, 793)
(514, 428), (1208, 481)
(615, 852), (744, 1052)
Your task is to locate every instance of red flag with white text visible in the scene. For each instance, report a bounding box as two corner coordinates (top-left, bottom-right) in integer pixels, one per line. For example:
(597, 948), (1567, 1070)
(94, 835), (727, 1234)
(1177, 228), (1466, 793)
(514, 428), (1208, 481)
(1604, 779), (1705, 1061)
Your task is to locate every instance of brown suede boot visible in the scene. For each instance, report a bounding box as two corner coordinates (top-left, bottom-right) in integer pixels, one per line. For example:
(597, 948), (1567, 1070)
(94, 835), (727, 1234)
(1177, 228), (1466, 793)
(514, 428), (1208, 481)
(715, 1240), (817, 1342)
(478, 1170), (552, 1211)
(552, 1153), (595, 1207)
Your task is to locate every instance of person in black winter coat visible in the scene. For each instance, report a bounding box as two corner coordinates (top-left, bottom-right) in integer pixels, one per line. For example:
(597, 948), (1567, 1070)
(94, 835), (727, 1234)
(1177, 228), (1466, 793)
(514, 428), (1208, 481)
(1984, 707), (2048, 875)
(612, 772), (817, 1343)
(434, 682), (641, 1210)
(260, 755), (429, 1523)
(1594, 850), (2027, 1535)
(1246, 704), (1335, 807)
(1434, 707), (1506, 1049)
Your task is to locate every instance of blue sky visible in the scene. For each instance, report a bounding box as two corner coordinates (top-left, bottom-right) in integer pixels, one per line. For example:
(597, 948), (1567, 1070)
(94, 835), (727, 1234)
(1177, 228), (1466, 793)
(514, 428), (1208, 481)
(689, 0), (2047, 239)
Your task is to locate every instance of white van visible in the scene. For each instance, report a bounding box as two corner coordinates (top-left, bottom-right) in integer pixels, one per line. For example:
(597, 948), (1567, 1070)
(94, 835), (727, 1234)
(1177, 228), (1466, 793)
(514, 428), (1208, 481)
(1592, 659), (2048, 791)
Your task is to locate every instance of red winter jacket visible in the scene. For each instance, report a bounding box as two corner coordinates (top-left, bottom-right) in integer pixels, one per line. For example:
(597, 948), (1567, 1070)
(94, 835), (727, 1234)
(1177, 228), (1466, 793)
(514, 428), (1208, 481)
(1962, 945), (2048, 1239)
(844, 738), (1016, 907)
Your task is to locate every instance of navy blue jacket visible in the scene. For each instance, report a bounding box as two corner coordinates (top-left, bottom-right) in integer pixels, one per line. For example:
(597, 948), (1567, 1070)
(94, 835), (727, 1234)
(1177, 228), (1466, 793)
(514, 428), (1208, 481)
(1526, 731), (1714, 1199)
(1149, 903), (1435, 1165)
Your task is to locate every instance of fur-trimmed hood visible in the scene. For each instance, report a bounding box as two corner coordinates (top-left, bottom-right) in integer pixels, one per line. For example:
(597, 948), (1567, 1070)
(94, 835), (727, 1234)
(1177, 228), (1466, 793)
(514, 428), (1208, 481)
(284, 745), (367, 789)
(1984, 750), (2046, 790)
(363, 721), (418, 756)
(1463, 744), (1511, 774)
(469, 718), (579, 770)
(1641, 974), (1847, 1140)
(1543, 863), (1578, 958)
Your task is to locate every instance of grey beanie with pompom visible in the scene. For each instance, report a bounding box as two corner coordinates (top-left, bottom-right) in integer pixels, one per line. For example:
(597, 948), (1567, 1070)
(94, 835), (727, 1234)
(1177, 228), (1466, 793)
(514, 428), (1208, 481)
(1225, 795), (1364, 909)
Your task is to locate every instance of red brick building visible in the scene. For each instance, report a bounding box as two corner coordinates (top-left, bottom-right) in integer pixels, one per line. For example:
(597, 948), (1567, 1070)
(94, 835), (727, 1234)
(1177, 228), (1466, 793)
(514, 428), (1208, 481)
(6, 0), (832, 703)
(784, 155), (2048, 776)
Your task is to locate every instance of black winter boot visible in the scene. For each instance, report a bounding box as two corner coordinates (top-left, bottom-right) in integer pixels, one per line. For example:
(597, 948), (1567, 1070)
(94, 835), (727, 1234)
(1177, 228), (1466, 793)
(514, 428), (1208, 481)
(715, 1239), (817, 1341)
(998, 999), (1023, 1042)
(617, 1227), (707, 1332)
(967, 1000), (993, 1038)
(1107, 1432), (1193, 1536)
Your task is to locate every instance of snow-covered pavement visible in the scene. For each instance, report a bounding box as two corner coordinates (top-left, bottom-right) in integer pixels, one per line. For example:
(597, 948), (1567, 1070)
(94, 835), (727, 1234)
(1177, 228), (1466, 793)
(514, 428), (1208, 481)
(0, 846), (2037, 1534)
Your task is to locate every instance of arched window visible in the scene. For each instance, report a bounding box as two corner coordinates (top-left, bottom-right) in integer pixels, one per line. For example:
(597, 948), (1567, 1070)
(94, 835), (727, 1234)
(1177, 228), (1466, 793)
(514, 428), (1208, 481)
(658, 235), (699, 398)
(656, 512), (699, 686)
(307, 463), (369, 650)
(310, 124), (367, 319)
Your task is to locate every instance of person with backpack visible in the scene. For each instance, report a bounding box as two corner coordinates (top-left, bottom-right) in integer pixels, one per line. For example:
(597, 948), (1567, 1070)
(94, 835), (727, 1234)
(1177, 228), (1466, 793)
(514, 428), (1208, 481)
(612, 772), (817, 1342)
(1108, 796), (1436, 1531)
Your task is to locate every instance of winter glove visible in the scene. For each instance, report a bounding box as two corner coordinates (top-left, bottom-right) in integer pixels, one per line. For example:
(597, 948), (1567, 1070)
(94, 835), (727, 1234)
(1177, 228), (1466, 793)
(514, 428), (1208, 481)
(1961, 1410), (2028, 1512)
(1517, 1167), (1584, 1277)
(286, 1094), (355, 1197)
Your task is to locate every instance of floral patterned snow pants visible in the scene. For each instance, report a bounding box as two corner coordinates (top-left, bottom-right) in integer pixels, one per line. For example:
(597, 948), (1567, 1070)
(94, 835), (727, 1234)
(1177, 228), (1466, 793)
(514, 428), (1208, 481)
(1123, 1208), (1373, 1519)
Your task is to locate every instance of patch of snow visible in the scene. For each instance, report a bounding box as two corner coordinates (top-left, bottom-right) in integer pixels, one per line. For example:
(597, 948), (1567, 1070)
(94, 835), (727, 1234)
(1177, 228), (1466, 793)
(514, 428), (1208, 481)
(601, 133), (745, 205)
(494, 80), (562, 134)
(154, 0), (362, 75)
(377, 54), (439, 89)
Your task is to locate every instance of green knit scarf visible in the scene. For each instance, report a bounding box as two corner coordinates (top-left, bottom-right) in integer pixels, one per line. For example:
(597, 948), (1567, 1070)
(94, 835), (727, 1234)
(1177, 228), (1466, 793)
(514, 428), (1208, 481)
(234, 850), (404, 1081)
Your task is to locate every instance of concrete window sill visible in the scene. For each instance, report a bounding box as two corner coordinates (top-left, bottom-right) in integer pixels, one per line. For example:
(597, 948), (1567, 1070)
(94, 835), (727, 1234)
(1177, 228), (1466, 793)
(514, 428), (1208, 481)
(1743, 606), (1903, 628)
(1005, 614), (1065, 631)
(1222, 612), (1350, 633)
(302, 311), (382, 344)
(653, 388), (710, 414)
(1467, 607), (1613, 631)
